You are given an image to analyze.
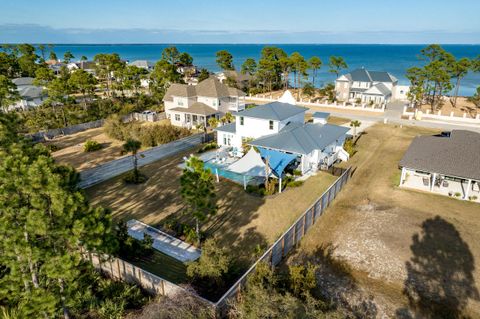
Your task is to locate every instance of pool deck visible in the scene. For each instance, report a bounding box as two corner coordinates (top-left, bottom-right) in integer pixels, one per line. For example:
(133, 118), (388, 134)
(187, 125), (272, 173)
(127, 219), (201, 263)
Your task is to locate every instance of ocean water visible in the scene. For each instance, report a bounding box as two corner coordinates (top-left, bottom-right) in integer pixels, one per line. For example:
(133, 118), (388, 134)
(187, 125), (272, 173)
(48, 44), (480, 96)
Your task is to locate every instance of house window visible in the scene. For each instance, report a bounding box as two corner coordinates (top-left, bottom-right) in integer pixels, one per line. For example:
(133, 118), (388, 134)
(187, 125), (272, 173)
(178, 100), (184, 106)
(193, 115), (198, 122)
(175, 114), (180, 121)
(240, 117), (244, 125)
(223, 136), (227, 145)
(269, 120), (274, 130)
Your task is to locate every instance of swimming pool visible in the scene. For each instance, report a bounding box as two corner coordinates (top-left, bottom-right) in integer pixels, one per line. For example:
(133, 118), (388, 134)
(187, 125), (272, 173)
(204, 160), (258, 185)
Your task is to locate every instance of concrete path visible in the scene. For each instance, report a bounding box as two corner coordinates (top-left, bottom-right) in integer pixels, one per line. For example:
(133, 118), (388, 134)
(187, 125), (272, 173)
(127, 219), (201, 263)
(78, 134), (204, 189)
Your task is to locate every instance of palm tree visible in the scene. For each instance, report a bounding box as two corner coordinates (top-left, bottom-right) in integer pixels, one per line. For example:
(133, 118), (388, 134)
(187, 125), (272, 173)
(350, 120), (361, 138)
(208, 117), (219, 128)
(123, 139), (142, 182)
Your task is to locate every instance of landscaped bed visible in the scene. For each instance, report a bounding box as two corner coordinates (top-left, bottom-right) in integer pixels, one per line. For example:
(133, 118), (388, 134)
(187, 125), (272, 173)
(84, 146), (339, 288)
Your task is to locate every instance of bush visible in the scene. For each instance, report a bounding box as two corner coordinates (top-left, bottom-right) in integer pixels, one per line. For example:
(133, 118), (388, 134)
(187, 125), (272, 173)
(197, 142), (218, 154)
(292, 169), (302, 176)
(469, 195), (478, 201)
(246, 184), (266, 196)
(454, 192), (462, 198)
(343, 138), (356, 157)
(83, 139), (102, 152)
(287, 180), (304, 188)
(123, 170), (147, 184)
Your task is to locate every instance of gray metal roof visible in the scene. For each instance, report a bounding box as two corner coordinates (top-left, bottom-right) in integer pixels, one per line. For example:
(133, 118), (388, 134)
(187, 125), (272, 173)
(234, 102), (306, 121)
(214, 122), (236, 133)
(312, 112), (330, 119)
(129, 60), (154, 68)
(345, 68), (397, 83)
(399, 130), (480, 180)
(363, 82), (392, 96)
(250, 123), (349, 155)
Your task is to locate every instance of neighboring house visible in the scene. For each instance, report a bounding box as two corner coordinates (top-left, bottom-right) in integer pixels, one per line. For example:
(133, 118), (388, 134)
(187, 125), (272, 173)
(164, 77), (246, 128)
(399, 130), (480, 202)
(216, 70), (252, 90)
(215, 102), (349, 174)
(8, 77), (47, 111)
(129, 60), (155, 71)
(335, 68), (409, 103)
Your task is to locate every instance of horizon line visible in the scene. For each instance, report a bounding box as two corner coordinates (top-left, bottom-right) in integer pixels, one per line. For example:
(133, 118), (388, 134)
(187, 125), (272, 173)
(2, 42), (480, 46)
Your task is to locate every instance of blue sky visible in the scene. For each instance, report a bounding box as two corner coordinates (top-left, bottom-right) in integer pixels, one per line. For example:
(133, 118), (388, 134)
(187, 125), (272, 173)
(1, 0), (480, 43)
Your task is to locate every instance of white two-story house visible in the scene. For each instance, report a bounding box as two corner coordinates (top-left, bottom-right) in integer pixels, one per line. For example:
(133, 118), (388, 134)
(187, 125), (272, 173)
(163, 77), (246, 128)
(215, 102), (350, 174)
(335, 68), (408, 104)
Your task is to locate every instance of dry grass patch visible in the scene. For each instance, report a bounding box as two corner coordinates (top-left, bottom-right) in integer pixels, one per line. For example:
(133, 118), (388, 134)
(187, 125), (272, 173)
(286, 124), (480, 317)
(85, 149), (338, 268)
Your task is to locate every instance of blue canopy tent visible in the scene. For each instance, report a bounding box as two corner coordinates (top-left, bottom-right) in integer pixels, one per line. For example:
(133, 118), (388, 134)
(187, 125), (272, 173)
(257, 147), (298, 193)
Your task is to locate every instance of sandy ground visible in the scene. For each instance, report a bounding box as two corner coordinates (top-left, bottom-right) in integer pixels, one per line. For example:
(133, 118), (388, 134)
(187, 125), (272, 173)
(46, 119), (172, 171)
(46, 127), (126, 171)
(420, 96), (478, 118)
(85, 148), (338, 268)
(286, 124), (480, 318)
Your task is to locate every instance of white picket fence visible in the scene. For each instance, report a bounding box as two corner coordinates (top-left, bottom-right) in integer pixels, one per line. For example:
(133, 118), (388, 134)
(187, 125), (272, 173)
(403, 106), (480, 124)
(247, 95), (386, 113)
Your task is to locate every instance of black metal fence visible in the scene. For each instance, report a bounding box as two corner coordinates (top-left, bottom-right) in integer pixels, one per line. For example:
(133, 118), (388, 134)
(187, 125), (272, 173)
(214, 167), (352, 311)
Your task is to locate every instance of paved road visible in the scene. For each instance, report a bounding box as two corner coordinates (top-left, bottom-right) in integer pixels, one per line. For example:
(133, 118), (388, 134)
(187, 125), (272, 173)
(306, 101), (480, 133)
(78, 134), (204, 189)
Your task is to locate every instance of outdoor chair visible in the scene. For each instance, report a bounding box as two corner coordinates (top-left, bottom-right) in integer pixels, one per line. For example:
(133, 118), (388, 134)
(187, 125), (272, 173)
(442, 180), (449, 187)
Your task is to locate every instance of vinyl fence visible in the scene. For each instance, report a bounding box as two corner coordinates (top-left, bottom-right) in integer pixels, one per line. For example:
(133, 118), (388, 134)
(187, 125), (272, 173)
(78, 133), (212, 189)
(214, 167), (352, 312)
(88, 253), (215, 306)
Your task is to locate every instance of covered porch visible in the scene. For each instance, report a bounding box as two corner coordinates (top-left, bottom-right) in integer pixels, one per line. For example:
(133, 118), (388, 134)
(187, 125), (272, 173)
(400, 167), (480, 202)
(169, 102), (218, 129)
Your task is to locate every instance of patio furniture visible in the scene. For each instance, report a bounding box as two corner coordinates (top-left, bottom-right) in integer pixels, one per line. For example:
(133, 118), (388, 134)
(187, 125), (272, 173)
(442, 180), (449, 188)
(422, 177), (430, 186)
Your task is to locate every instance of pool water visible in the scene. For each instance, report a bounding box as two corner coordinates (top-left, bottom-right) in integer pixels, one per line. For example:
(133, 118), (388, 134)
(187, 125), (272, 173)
(204, 161), (256, 185)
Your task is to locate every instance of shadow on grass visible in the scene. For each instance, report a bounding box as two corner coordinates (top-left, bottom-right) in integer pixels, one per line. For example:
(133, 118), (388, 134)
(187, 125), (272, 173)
(396, 216), (479, 319)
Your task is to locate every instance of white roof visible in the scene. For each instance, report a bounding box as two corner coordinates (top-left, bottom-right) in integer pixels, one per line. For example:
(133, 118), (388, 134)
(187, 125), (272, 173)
(278, 90), (297, 105)
(227, 148), (269, 177)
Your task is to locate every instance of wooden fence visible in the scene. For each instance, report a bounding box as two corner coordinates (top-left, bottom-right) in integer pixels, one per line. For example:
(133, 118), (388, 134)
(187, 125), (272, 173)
(214, 167), (352, 312)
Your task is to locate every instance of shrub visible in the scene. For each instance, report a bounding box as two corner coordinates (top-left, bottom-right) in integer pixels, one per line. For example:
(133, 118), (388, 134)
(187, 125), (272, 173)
(83, 139), (102, 152)
(183, 225), (199, 245)
(197, 142), (218, 154)
(454, 192), (462, 198)
(265, 178), (278, 195)
(292, 169), (302, 176)
(104, 114), (127, 140)
(469, 195), (478, 201)
(46, 144), (60, 152)
(287, 180), (304, 188)
(246, 184), (265, 196)
(123, 170), (147, 184)
(343, 138), (356, 157)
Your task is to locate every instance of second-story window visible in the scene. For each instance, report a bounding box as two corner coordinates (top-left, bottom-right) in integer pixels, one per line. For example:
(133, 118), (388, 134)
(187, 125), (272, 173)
(178, 100), (184, 106)
(240, 117), (244, 125)
(269, 120), (274, 130)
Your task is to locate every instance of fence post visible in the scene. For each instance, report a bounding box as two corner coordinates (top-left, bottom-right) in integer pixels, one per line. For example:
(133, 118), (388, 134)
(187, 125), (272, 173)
(303, 214), (306, 236)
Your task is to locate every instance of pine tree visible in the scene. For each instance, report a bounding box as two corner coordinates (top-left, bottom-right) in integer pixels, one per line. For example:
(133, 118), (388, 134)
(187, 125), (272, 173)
(0, 113), (116, 318)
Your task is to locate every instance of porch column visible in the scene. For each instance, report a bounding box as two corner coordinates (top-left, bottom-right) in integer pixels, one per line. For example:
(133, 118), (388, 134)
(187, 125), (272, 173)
(464, 179), (472, 200)
(430, 173), (437, 192)
(279, 177), (282, 193)
(399, 167), (407, 186)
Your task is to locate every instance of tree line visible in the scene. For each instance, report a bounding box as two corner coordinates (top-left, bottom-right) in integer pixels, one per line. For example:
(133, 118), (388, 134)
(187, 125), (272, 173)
(215, 47), (348, 99)
(406, 44), (480, 110)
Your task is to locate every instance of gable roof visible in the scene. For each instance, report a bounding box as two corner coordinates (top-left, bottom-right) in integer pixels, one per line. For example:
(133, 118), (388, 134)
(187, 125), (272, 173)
(399, 130), (480, 180)
(234, 102), (306, 121)
(250, 123), (349, 155)
(129, 60), (155, 69)
(312, 112), (330, 119)
(363, 82), (392, 96)
(12, 77), (34, 86)
(342, 68), (397, 83)
(169, 102), (217, 115)
(228, 87), (246, 97)
(163, 84), (197, 102)
(195, 77), (231, 98)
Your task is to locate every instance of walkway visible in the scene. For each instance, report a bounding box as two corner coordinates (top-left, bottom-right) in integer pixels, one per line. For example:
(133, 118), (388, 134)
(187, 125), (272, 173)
(127, 219), (201, 263)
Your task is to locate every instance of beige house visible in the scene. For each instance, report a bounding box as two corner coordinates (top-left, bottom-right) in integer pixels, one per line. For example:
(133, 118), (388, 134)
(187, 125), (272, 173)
(163, 77), (246, 128)
(399, 130), (480, 203)
(335, 68), (408, 103)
